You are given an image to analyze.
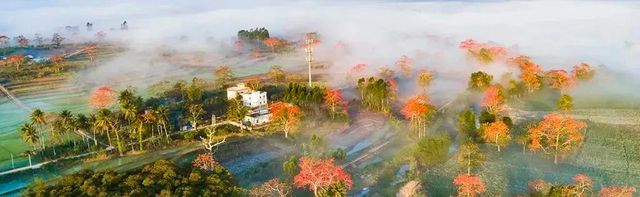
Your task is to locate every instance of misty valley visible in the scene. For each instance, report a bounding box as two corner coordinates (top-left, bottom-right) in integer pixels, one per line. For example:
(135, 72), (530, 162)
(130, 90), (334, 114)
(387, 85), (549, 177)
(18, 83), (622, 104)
(0, 1), (639, 197)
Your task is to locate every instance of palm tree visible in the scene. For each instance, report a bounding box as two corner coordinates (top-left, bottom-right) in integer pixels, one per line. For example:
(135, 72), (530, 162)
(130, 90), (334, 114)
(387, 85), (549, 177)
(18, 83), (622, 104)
(59, 110), (74, 143)
(133, 116), (145, 151)
(74, 114), (94, 145)
(30, 109), (46, 150)
(94, 109), (123, 155)
(19, 123), (39, 151)
(156, 106), (170, 139)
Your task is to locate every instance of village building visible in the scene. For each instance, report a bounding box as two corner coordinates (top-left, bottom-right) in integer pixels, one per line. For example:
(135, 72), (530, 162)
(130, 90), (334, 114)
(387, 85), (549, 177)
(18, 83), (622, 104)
(226, 83), (270, 126)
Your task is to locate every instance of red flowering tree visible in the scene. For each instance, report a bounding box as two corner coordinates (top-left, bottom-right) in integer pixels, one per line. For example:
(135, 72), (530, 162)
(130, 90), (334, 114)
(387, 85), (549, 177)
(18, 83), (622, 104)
(509, 56), (543, 92)
(6, 55), (25, 70)
(50, 55), (65, 72)
(293, 157), (352, 197)
(481, 85), (505, 114)
(192, 153), (219, 171)
(572, 63), (595, 81)
(401, 94), (436, 138)
(481, 120), (510, 152)
(453, 174), (485, 197)
(17, 35), (29, 47)
(528, 113), (587, 164)
(573, 174), (593, 196)
(459, 39), (507, 64)
(264, 37), (284, 52)
(83, 44), (98, 64)
(323, 89), (347, 119)
(88, 86), (117, 109)
(599, 186), (636, 197)
(546, 70), (575, 93)
(270, 102), (302, 138)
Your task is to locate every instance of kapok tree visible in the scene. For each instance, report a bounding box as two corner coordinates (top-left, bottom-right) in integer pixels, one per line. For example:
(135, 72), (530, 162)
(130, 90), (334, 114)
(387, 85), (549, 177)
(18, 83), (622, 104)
(599, 186), (636, 197)
(416, 69), (433, 93)
(528, 113), (587, 164)
(396, 55), (412, 78)
(17, 35), (29, 47)
(546, 70), (575, 93)
(6, 55), (25, 70)
(480, 85), (506, 115)
(572, 63), (595, 81)
(323, 89), (347, 119)
(481, 120), (510, 152)
(293, 157), (352, 197)
(270, 102), (302, 138)
(88, 86), (117, 109)
(509, 56), (543, 92)
(401, 94), (436, 138)
(573, 174), (593, 196)
(453, 174), (486, 197)
(192, 153), (219, 171)
(459, 39), (507, 64)
(83, 44), (98, 64)
(264, 37), (284, 52)
(50, 55), (65, 72)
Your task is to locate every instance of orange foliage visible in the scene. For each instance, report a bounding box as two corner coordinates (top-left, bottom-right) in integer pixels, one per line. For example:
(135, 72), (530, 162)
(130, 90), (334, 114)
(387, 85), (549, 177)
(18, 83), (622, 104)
(293, 157), (352, 196)
(480, 85), (505, 114)
(396, 55), (412, 78)
(270, 102), (302, 138)
(50, 55), (65, 71)
(572, 63), (595, 81)
(264, 37), (284, 52)
(401, 94), (435, 137)
(323, 89), (347, 119)
(83, 44), (98, 62)
(573, 174), (593, 196)
(599, 186), (636, 197)
(481, 120), (510, 152)
(546, 70), (575, 91)
(453, 174), (486, 197)
(509, 55), (543, 92)
(350, 64), (367, 74)
(88, 86), (117, 109)
(192, 153), (219, 171)
(528, 113), (587, 164)
(6, 55), (25, 67)
(459, 39), (508, 64)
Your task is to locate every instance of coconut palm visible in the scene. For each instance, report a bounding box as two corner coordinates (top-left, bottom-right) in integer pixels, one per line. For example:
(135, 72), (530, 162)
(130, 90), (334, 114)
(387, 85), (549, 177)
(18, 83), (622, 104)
(19, 123), (39, 151)
(133, 115), (146, 151)
(94, 109), (123, 155)
(30, 109), (47, 149)
(59, 110), (74, 143)
(74, 114), (94, 145)
(155, 106), (170, 139)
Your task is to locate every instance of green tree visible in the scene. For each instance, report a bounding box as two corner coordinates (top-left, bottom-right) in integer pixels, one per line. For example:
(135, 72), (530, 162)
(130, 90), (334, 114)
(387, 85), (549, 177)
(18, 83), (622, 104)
(457, 108), (478, 142)
(268, 65), (286, 83)
(30, 109), (47, 150)
(225, 97), (248, 122)
(557, 94), (573, 111)
(413, 136), (451, 168)
(468, 71), (493, 90)
(20, 123), (39, 151)
(283, 155), (298, 179)
(456, 142), (484, 175)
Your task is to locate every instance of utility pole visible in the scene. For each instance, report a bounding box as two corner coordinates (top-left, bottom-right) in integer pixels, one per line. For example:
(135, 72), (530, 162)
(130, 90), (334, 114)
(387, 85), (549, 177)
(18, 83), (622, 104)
(305, 32), (317, 87)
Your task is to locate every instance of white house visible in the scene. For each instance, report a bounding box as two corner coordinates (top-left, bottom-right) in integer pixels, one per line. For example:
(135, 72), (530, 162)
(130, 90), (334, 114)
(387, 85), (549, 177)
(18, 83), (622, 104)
(226, 83), (270, 126)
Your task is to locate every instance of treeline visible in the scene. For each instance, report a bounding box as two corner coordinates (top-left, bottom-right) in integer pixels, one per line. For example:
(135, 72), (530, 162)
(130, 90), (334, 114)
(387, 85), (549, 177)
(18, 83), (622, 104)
(23, 159), (243, 196)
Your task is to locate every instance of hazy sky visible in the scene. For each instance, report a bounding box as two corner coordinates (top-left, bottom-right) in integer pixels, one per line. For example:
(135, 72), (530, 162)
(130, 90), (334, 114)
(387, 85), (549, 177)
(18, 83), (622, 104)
(2, 1), (639, 90)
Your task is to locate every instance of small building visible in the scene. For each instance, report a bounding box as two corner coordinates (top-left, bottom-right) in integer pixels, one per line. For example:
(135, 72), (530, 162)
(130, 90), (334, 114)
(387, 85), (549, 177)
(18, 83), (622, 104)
(226, 83), (270, 126)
